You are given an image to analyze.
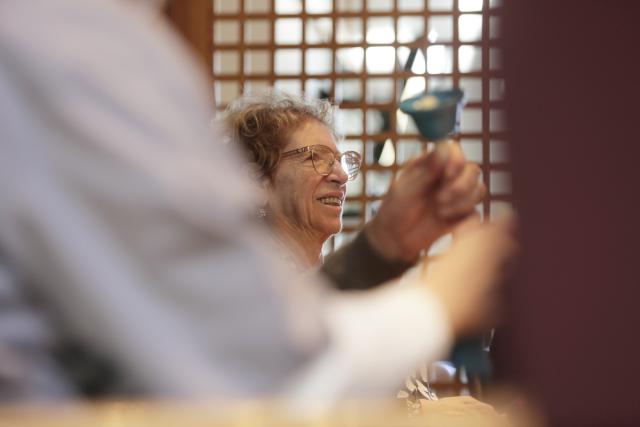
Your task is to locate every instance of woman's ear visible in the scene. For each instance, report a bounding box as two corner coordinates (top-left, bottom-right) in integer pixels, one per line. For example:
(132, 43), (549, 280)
(241, 163), (271, 206)
(259, 175), (271, 189)
(258, 176), (272, 206)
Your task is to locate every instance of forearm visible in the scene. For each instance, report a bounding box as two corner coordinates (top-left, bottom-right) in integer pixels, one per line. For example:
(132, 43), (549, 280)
(321, 228), (415, 291)
(284, 284), (453, 399)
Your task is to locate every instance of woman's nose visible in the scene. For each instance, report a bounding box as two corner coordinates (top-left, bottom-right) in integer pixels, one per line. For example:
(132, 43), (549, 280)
(327, 159), (349, 184)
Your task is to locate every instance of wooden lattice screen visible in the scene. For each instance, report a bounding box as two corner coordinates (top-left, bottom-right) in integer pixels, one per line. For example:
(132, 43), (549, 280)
(211, 0), (510, 254)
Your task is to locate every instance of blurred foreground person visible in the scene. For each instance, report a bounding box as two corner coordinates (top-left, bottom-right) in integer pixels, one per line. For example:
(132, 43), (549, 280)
(0, 0), (516, 401)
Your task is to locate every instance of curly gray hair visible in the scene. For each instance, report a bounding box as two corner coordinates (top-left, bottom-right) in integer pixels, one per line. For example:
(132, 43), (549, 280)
(221, 90), (337, 181)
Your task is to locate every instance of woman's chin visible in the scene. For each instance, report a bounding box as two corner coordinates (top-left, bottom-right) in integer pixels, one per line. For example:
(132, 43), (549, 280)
(319, 220), (343, 239)
(311, 209), (343, 240)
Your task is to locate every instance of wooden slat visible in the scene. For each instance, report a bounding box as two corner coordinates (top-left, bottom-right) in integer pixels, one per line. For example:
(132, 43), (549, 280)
(211, 0), (510, 248)
(165, 0), (213, 69)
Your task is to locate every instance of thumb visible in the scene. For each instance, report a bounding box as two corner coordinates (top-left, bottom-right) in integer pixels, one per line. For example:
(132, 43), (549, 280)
(402, 144), (448, 189)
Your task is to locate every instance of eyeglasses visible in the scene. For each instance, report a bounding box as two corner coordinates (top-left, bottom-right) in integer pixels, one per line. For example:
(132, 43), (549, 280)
(281, 144), (362, 181)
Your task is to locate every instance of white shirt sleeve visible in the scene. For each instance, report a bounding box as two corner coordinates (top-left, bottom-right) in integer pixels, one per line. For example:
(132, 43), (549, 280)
(285, 283), (453, 401)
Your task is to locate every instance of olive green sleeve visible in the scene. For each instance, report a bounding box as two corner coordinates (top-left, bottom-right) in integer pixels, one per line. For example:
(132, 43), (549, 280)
(321, 231), (416, 291)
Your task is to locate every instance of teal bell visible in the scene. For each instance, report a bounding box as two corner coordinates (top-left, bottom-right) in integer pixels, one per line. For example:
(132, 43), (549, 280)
(398, 89), (465, 141)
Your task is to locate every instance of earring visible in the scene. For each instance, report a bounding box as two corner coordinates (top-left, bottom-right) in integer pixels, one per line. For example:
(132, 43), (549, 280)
(257, 206), (268, 218)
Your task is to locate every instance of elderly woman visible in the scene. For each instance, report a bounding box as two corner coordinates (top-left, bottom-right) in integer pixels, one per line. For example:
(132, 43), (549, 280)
(225, 93), (359, 270)
(224, 92), (486, 289)
(223, 92), (513, 408)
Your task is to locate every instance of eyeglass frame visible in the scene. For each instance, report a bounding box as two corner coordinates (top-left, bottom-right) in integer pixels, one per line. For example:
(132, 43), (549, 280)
(280, 144), (362, 181)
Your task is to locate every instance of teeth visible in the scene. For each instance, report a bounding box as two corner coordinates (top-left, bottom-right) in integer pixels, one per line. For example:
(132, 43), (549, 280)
(318, 197), (343, 206)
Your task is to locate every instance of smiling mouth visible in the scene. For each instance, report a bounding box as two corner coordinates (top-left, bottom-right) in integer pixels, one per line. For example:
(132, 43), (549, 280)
(317, 197), (343, 207)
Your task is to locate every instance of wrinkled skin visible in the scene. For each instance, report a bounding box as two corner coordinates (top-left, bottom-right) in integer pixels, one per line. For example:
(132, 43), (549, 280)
(266, 120), (348, 267)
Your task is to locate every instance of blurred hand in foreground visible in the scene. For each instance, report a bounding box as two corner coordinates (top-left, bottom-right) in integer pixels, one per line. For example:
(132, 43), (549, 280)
(425, 214), (518, 336)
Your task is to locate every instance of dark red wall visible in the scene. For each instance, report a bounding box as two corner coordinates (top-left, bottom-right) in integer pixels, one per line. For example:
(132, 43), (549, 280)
(497, 1), (640, 426)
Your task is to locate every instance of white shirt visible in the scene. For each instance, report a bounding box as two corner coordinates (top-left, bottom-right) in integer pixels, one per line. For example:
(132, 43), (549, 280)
(0, 0), (451, 400)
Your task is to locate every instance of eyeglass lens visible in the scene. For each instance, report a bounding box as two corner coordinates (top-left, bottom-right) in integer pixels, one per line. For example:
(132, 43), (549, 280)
(340, 153), (360, 180)
(312, 145), (360, 180)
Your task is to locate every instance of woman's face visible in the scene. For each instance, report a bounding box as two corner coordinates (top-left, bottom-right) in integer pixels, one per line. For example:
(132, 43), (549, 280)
(267, 120), (349, 242)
